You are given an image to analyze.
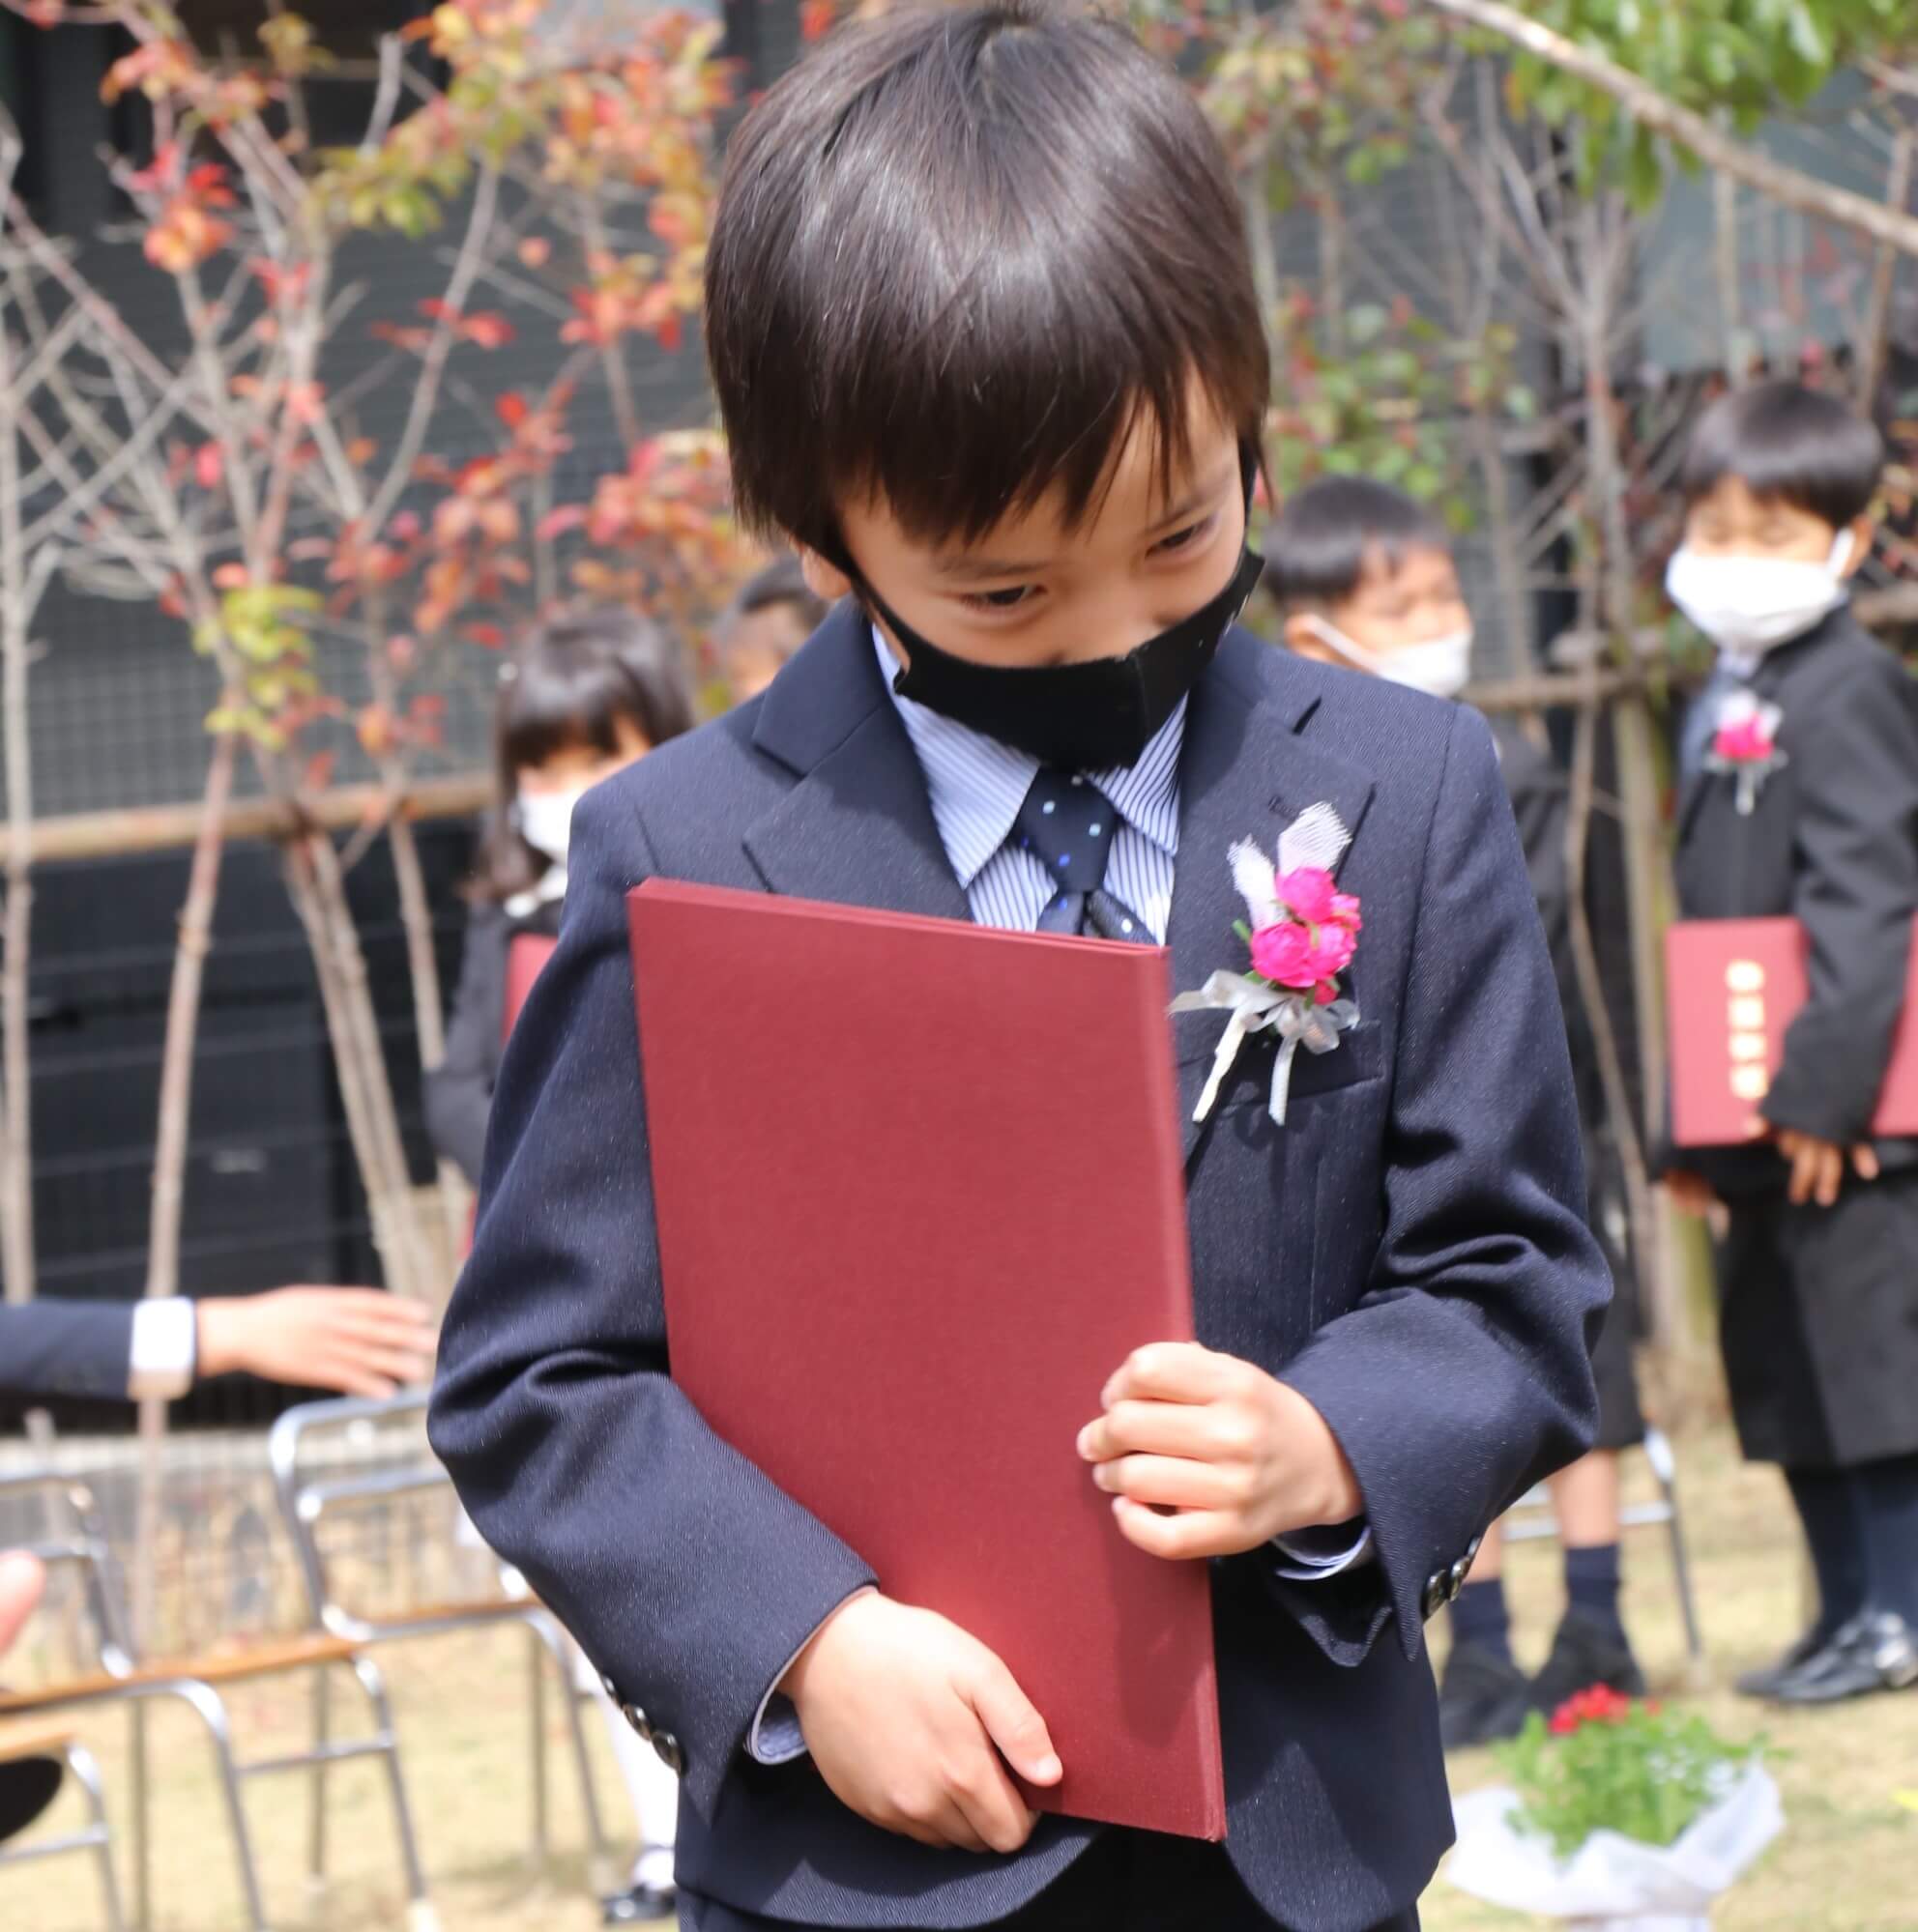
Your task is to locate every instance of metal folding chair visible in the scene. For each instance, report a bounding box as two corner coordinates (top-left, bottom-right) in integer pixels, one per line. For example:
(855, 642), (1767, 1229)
(268, 1391), (617, 1894)
(0, 1471), (437, 1932)
(0, 1715), (127, 1931)
(1501, 1426), (1706, 1661)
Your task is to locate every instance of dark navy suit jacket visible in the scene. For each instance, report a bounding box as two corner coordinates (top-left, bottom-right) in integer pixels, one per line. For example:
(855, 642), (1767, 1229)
(429, 612), (1608, 1932)
(0, 1301), (138, 1403)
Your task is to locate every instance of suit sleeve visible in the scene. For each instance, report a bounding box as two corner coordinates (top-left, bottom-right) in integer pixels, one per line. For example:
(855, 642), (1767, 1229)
(1761, 650), (1918, 1145)
(422, 902), (507, 1189)
(0, 1301), (138, 1402)
(1273, 705), (1608, 1662)
(428, 784), (876, 1818)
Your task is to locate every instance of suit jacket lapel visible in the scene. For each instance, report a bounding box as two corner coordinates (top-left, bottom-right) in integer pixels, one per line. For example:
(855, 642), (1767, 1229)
(1167, 639), (1375, 1158)
(742, 604), (971, 922)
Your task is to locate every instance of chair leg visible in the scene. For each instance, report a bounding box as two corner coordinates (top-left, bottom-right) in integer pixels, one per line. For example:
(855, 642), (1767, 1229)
(163, 1682), (274, 1932)
(528, 1613), (616, 1896)
(1644, 1428), (1707, 1664)
(525, 1620), (549, 1870)
(129, 1698), (152, 1932)
(307, 1660), (331, 1891)
(348, 1656), (440, 1932)
(64, 1741), (129, 1932)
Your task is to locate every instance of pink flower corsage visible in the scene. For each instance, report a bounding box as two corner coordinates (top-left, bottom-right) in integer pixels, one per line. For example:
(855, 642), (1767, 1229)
(1170, 803), (1361, 1126)
(1704, 691), (1787, 817)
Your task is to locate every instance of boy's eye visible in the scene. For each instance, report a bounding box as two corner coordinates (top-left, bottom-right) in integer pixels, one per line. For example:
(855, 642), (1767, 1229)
(1151, 512), (1217, 557)
(960, 585), (1038, 612)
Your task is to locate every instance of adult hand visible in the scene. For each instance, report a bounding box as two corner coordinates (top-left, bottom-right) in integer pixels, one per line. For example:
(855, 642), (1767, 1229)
(779, 1590), (1061, 1854)
(1773, 1129), (1879, 1209)
(196, 1288), (437, 1397)
(1079, 1342), (1361, 1560)
(1663, 1170), (1719, 1217)
(0, 1550), (45, 1660)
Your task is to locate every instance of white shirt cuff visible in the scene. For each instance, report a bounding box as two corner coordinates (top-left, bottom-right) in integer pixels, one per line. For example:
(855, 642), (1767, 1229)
(747, 1586), (875, 1766)
(1272, 1523), (1373, 1580)
(128, 1297), (198, 1401)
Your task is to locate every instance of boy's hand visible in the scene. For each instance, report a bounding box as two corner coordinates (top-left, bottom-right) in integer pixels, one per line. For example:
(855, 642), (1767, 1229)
(1773, 1129), (1879, 1208)
(1663, 1169), (1719, 1217)
(779, 1591), (1061, 1855)
(196, 1288), (437, 1397)
(1077, 1342), (1361, 1560)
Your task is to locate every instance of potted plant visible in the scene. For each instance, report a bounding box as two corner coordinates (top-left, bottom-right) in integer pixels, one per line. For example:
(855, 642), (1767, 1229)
(1446, 1686), (1782, 1930)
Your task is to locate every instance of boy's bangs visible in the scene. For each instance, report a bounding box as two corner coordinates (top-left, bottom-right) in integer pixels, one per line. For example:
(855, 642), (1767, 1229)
(707, 2), (1268, 562)
(1682, 380), (1884, 532)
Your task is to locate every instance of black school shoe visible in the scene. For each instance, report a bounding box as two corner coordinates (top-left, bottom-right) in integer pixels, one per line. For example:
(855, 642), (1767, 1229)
(1734, 1623), (1830, 1699)
(602, 1878), (677, 1924)
(1767, 1609), (1918, 1706)
(1528, 1607), (1647, 1718)
(1438, 1641), (1532, 1750)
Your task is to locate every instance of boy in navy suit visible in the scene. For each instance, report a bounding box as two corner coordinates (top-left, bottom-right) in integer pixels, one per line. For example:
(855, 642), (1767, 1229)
(430, 9), (1608, 1929)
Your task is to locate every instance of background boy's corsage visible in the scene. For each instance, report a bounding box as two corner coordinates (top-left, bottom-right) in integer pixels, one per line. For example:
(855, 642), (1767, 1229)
(1704, 690), (1787, 817)
(1170, 802), (1360, 1127)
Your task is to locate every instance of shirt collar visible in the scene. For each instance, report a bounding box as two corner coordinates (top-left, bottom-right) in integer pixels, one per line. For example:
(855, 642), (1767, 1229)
(873, 628), (1184, 888)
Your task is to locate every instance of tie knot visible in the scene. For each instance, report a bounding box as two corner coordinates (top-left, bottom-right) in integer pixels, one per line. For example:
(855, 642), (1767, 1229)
(1014, 768), (1120, 885)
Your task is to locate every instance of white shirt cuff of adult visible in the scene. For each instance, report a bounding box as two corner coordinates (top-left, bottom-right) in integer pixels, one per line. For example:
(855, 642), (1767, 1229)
(128, 1297), (198, 1401)
(747, 1585), (875, 1766)
(1272, 1523), (1374, 1579)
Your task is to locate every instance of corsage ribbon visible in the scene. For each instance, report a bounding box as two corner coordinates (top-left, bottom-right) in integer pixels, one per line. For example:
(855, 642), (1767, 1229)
(1170, 972), (1359, 1126)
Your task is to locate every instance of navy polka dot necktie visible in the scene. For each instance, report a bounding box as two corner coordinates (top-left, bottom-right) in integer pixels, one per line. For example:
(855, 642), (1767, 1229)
(1013, 768), (1152, 943)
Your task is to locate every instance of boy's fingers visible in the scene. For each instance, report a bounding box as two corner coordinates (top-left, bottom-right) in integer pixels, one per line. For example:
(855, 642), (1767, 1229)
(1101, 1341), (1228, 1409)
(963, 1652), (1061, 1787)
(1078, 1399), (1216, 1464)
(946, 1751), (1036, 1857)
(1092, 1454), (1235, 1512)
(1110, 1494), (1235, 1561)
(1853, 1143), (1881, 1182)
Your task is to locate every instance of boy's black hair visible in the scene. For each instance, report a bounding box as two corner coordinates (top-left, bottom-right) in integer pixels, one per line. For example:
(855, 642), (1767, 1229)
(1262, 476), (1452, 610)
(705, 1), (1269, 564)
(1681, 379), (1884, 531)
(724, 554), (828, 636)
(473, 608), (695, 905)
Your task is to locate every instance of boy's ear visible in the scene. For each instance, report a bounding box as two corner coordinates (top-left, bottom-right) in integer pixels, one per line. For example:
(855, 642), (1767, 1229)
(798, 547), (854, 605)
(1282, 609), (1338, 665)
(1840, 513), (1875, 578)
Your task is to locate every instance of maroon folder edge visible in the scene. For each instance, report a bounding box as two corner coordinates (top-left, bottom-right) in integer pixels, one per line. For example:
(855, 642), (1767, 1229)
(627, 879), (1226, 1841)
(1666, 915), (1918, 1147)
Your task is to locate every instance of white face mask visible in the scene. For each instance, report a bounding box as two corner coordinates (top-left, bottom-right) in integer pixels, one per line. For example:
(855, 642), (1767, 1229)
(1300, 614), (1474, 701)
(1665, 529), (1854, 666)
(514, 784), (590, 869)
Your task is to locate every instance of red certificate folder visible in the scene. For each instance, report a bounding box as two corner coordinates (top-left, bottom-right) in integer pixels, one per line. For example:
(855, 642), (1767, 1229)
(1666, 916), (1918, 1146)
(627, 879), (1226, 1841)
(505, 932), (558, 1039)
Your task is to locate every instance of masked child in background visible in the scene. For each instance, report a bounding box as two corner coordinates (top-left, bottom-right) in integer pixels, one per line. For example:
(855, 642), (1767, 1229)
(1662, 380), (1918, 1708)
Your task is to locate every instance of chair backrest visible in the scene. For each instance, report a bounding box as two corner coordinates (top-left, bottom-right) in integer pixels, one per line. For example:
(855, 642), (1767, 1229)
(268, 1391), (509, 1639)
(0, 1472), (137, 1683)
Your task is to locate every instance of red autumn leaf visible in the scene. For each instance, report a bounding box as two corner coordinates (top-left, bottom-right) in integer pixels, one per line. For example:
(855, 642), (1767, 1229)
(286, 381), (325, 425)
(193, 442), (223, 489)
(212, 562), (250, 590)
(517, 236), (552, 268)
(494, 391), (530, 429)
(159, 578), (188, 620)
(462, 312), (515, 350)
(126, 142), (181, 195)
(799, 0), (835, 41)
(655, 312), (683, 354)
(303, 750), (336, 793)
(463, 622), (508, 649)
(346, 436), (378, 465)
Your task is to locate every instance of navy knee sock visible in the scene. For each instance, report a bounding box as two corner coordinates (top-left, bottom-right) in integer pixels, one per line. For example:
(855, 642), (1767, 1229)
(1563, 1543), (1625, 1641)
(1450, 1577), (1513, 1663)
(1784, 1465), (1870, 1640)
(1853, 1453), (1918, 1626)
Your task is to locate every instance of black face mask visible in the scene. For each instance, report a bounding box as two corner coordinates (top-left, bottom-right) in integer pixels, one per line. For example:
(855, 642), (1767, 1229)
(866, 541), (1264, 772)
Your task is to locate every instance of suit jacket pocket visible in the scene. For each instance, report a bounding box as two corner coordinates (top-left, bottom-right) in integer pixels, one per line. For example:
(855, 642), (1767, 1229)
(1177, 1019), (1384, 1115)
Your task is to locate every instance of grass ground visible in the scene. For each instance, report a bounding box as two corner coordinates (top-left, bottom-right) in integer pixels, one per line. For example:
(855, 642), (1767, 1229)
(4, 1421), (1915, 1931)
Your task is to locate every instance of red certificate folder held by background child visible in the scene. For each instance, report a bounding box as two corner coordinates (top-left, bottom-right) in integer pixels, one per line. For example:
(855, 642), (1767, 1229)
(1666, 915), (1918, 1146)
(627, 879), (1226, 1841)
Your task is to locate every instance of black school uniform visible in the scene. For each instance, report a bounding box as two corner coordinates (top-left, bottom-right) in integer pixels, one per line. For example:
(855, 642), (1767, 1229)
(424, 887), (566, 1188)
(1497, 720), (1644, 1452)
(1672, 610), (1918, 1471)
